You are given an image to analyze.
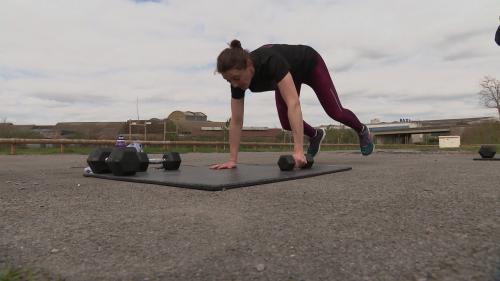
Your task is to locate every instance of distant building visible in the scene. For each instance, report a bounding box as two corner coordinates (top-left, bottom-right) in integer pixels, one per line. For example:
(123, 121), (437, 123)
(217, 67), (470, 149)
(163, 111), (282, 141)
(167, 111), (207, 122)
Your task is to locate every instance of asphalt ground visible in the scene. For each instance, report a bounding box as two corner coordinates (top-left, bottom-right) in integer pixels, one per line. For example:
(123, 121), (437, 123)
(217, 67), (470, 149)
(0, 151), (499, 281)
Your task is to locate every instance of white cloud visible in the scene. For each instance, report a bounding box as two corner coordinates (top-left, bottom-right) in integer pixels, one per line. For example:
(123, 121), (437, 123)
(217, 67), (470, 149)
(1, 0), (499, 126)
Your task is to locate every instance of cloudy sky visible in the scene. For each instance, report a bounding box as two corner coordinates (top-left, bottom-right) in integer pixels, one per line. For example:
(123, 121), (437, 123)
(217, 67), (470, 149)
(1, 0), (499, 127)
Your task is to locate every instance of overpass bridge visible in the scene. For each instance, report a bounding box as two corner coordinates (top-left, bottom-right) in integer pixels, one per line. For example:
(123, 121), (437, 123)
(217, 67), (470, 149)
(369, 126), (452, 144)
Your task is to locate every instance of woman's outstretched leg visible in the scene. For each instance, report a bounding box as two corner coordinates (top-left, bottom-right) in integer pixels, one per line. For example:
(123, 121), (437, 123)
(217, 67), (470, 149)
(305, 54), (374, 156)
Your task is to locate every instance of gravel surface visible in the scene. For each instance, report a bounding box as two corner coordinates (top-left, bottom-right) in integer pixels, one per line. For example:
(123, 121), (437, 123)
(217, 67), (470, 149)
(0, 151), (499, 281)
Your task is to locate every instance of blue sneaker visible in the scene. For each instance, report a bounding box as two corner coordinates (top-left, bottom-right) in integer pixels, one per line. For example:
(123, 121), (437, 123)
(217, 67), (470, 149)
(307, 128), (326, 157)
(359, 125), (374, 156)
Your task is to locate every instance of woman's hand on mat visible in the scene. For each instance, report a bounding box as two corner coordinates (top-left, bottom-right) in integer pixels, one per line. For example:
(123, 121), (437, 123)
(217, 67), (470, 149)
(293, 153), (307, 168)
(210, 160), (237, 170)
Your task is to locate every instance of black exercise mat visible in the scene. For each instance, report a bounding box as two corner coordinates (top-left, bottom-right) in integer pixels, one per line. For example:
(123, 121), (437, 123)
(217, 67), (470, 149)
(473, 157), (500, 161)
(83, 164), (352, 191)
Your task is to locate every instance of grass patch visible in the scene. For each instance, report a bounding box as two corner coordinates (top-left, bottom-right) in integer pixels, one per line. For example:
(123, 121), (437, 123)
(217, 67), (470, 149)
(0, 264), (64, 281)
(461, 121), (500, 144)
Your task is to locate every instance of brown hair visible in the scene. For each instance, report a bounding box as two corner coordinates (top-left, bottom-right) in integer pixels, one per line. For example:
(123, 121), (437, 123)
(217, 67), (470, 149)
(216, 39), (251, 73)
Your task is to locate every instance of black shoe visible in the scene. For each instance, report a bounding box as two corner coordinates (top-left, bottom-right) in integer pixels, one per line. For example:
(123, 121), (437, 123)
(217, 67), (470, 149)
(307, 128), (326, 157)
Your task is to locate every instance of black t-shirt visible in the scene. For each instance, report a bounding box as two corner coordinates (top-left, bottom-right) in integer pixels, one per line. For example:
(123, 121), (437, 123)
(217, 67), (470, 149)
(231, 44), (318, 99)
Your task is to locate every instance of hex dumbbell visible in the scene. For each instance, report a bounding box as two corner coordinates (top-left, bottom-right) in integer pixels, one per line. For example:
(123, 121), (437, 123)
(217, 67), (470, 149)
(87, 147), (113, 174)
(277, 154), (314, 171)
(136, 151), (181, 172)
(87, 147), (181, 176)
(478, 145), (496, 159)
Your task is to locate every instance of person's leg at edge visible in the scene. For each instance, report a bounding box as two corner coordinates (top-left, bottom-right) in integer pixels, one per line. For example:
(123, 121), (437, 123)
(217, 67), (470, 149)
(304, 53), (374, 156)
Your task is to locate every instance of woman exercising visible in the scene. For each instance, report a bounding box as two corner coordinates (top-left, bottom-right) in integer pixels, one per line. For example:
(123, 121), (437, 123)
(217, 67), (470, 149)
(210, 40), (373, 170)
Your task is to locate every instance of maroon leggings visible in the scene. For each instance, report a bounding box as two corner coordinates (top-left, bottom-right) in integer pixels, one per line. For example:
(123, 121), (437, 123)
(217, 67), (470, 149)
(275, 54), (364, 138)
